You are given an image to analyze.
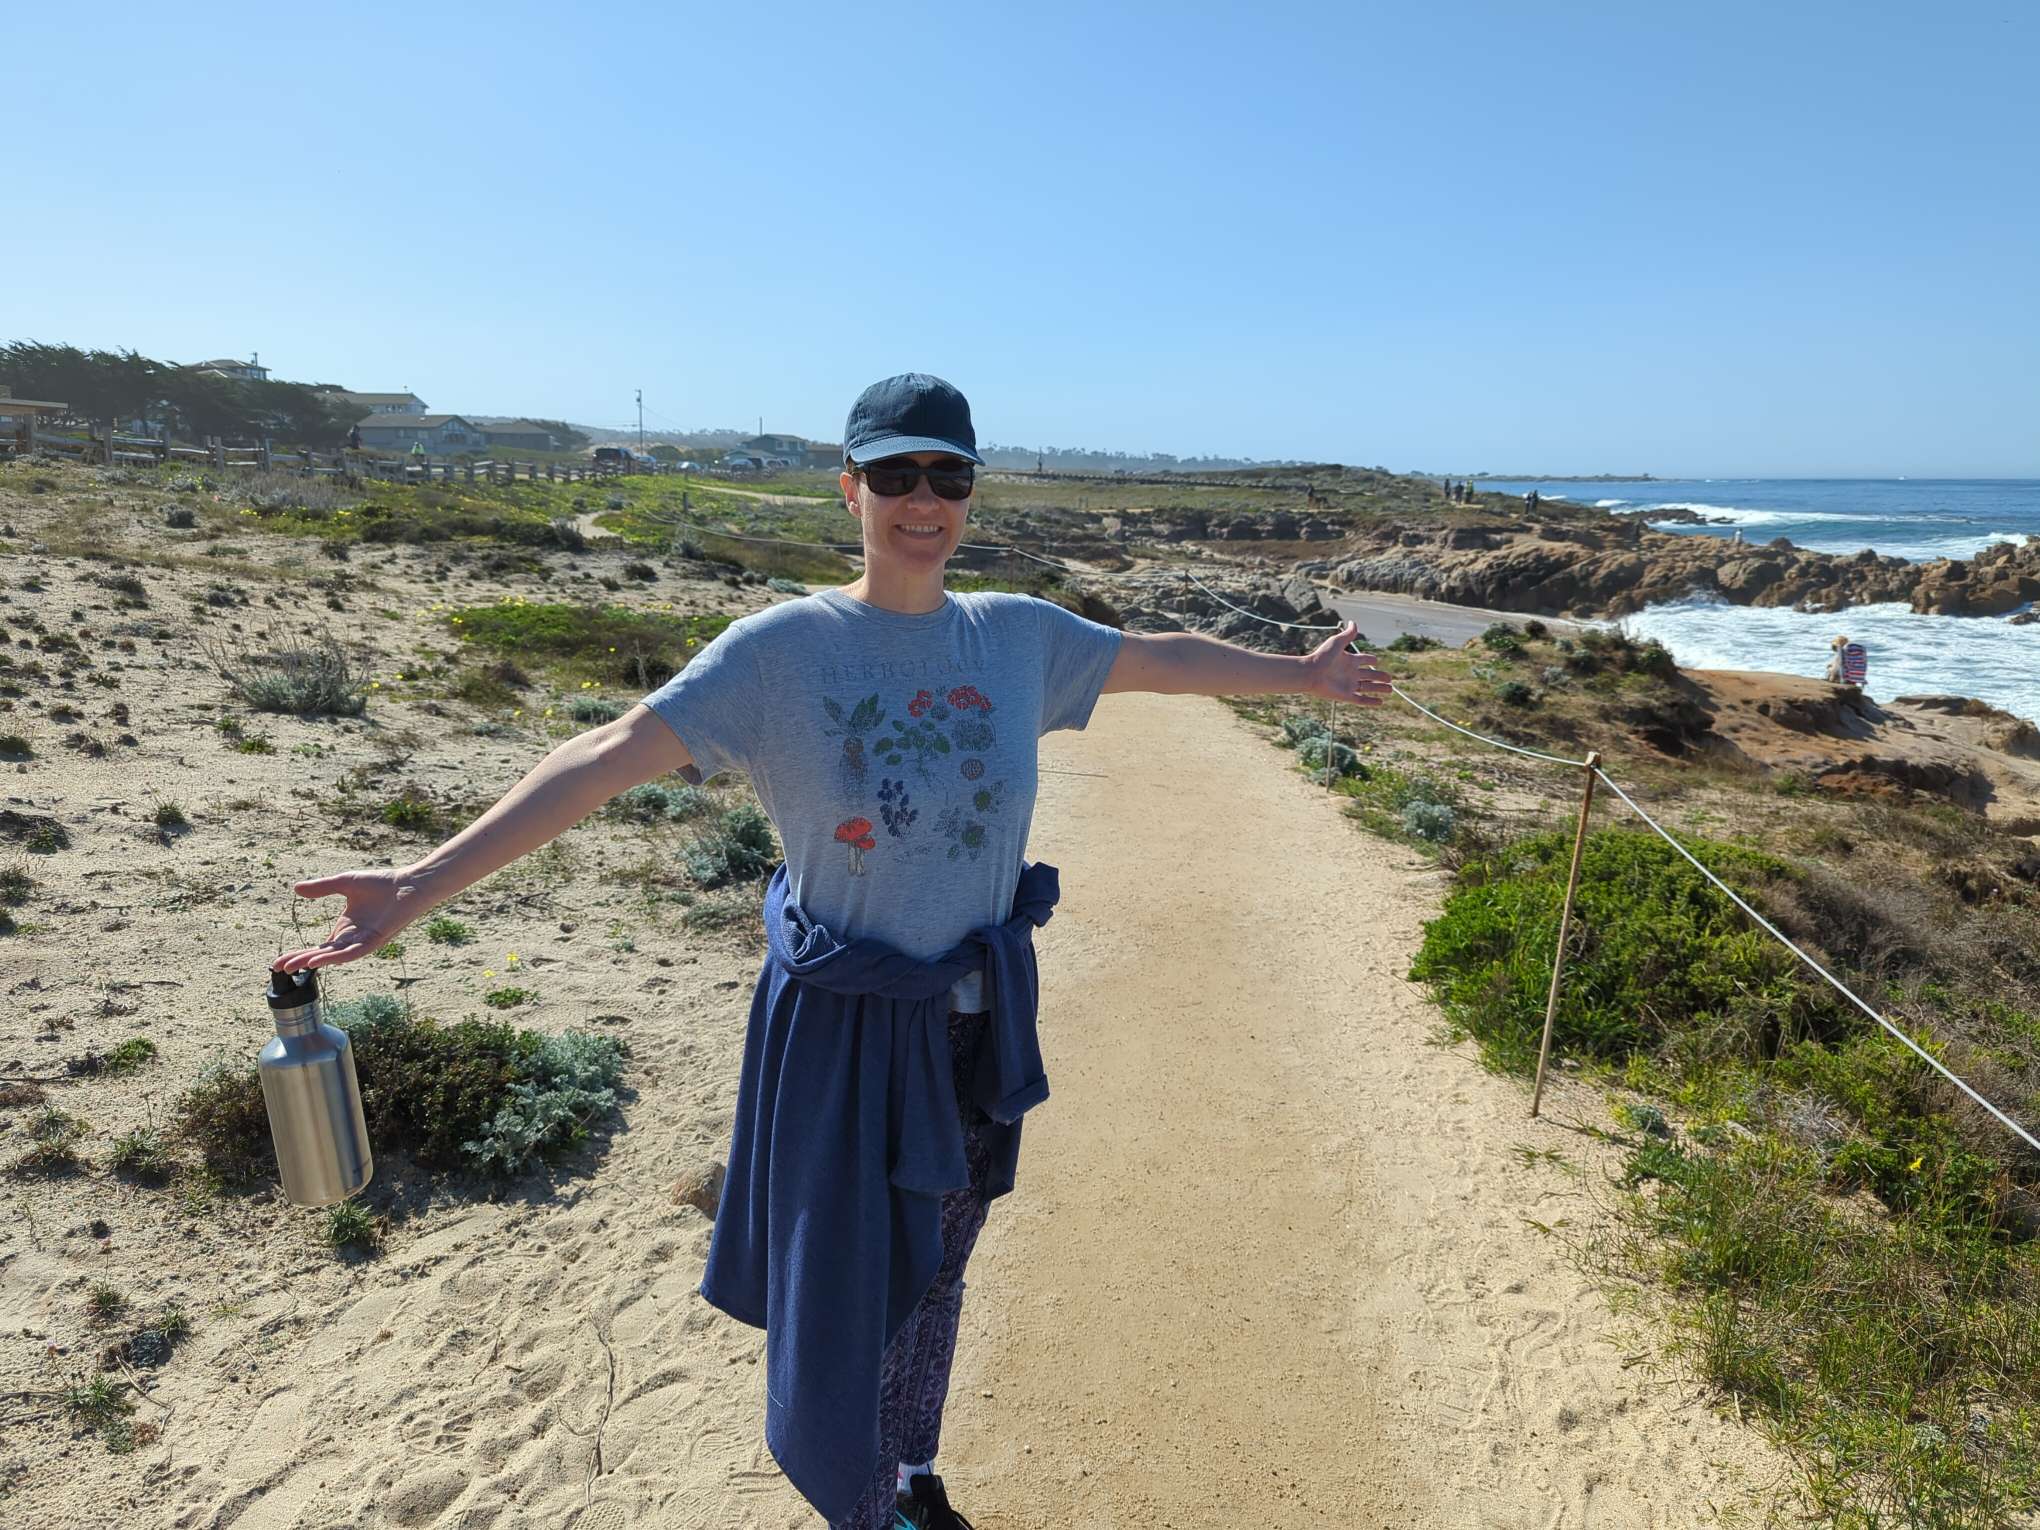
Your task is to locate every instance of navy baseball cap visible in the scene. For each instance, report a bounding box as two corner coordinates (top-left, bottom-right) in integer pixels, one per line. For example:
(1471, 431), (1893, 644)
(843, 373), (984, 466)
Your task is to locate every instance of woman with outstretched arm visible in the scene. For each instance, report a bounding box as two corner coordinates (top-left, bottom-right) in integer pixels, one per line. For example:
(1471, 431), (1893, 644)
(278, 374), (1390, 1530)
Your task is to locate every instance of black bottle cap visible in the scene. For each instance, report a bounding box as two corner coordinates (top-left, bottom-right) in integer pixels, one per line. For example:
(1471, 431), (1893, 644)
(266, 966), (319, 1009)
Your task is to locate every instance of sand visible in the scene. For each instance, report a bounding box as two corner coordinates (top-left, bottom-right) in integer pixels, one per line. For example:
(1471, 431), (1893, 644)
(1, 484), (1785, 1527)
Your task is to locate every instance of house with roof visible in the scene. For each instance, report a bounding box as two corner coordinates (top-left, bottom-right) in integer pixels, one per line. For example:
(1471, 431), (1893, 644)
(738, 432), (845, 470)
(0, 386), (70, 454)
(478, 419), (558, 451)
(194, 354), (270, 383)
(354, 413), (486, 451)
(323, 389), (429, 416)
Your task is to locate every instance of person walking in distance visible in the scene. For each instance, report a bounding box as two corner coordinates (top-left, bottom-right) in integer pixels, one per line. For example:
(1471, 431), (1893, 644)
(276, 374), (1392, 1530)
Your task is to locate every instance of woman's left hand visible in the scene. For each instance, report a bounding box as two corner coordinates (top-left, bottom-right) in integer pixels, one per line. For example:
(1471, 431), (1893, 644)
(1301, 621), (1394, 706)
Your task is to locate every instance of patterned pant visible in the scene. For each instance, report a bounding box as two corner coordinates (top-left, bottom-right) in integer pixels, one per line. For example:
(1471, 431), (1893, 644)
(833, 1011), (997, 1530)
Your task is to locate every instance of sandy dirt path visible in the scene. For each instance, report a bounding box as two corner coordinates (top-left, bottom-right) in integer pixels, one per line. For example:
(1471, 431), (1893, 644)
(926, 692), (1781, 1527)
(126, 695), (1782, 1530)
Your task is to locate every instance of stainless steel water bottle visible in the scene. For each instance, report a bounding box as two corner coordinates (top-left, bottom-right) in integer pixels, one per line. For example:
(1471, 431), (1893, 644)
(259, 966), (374, 1207)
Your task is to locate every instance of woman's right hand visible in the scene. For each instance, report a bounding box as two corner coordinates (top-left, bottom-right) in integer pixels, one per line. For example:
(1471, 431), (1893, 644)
(276, 869), (426, 971)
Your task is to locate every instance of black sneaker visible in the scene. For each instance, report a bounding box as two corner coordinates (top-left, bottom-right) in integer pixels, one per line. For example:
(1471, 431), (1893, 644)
(898, 1471), (977, 1530)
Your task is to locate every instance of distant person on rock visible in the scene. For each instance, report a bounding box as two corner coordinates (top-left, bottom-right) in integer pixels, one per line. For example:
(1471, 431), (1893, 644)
(277, 372), (1393, 1530)
(1827, 635), (1868, 689)
(347, 422), (362, 452)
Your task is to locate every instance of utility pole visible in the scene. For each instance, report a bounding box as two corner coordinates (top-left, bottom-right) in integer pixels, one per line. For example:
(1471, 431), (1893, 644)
(636, 389), (643, 449)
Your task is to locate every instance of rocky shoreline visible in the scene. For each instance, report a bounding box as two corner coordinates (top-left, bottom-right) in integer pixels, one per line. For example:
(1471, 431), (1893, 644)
(1313, 513), (2040, 620)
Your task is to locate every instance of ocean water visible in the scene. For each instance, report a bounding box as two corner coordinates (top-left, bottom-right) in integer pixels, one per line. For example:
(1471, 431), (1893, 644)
(1474, 479), (2040, 722)
(1478, 478), (2040, 563)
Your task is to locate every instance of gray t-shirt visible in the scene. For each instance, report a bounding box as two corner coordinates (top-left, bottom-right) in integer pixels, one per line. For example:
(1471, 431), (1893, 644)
(641, 587), (1124, 1007)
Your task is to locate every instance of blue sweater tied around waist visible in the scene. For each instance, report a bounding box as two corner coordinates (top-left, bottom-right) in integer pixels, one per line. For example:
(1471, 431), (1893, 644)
(699, 859), (1061, 1522)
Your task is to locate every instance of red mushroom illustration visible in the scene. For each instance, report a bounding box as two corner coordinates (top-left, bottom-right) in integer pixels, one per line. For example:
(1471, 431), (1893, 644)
(834, 816), (876, 876)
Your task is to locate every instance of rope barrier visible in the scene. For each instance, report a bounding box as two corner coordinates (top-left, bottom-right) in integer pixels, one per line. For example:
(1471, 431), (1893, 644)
(1588, 768), (2040, 1154)
(1171, 569), (2040, 1157)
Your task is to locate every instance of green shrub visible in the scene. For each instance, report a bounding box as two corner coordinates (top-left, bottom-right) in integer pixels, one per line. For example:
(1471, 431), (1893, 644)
(104, 1036), (157, 1073)
(203, 630), (368, 717)
(325, 1200), (378, 1250)
(483, 986), (535, 1009)
(569, 694), (625, 724)
(1410, 828), (1825, 1073)
(1633, 639), (1678, 678)
(610, 781), (710, 822)
(1493, 679), (1534, 706)
(0, 734), (30, 760)
(461, 1031), (626, 1174)
(1386, 633), (1442, 653)
(86, 1282), (127, 1322)
(346, 1012), (536, 1169)
(177, 1005), (624, 1183)
(174, 1063), (273, 1182)
(328, 993), (406, 1028)
(424, 914), (473, 945)
(378, 788), (437, 831)
(1479, 623), (1524, 655)
(108, 1126), (174, 1181)
(12, 1105), (86, 1175)
(685, 803), (779, 887)
(766, 577), (809, 595)
(1402, 801), (1457, 843)
(153, 801), (188, 831)
(1279, 714), (1332, 748)
(1298, 735), (1362, 777)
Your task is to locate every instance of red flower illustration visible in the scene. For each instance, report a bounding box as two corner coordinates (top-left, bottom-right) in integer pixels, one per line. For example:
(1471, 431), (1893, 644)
(947, 684), (992, 712)
(908, 689), (933, 719)
(834, 816), (876, 875)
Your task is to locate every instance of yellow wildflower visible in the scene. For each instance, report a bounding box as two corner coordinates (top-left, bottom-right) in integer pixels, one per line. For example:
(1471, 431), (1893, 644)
(1908, 1154), (1924, 1172)
(506, 952), (519, 964)
(483, 970), (495, 979)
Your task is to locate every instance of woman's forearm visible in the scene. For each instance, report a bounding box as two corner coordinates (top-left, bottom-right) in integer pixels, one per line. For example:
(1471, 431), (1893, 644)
(400, 725), (638, 909)
(1108, 631), (1309, 696)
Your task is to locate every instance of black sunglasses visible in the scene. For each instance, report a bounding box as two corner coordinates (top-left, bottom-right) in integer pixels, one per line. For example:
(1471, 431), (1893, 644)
(857, 458), (975, 500)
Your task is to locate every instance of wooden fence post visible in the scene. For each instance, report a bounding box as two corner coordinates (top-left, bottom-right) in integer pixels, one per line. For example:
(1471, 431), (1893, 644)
(260, 438), (274, 471)
(1531, 750), (1602, 1118)
(210, 437), (226, 472)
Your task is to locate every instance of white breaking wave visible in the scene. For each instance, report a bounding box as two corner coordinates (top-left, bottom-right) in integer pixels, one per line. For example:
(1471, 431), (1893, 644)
(1616, 595), (2040, 724)
(1622, 502), (2034, 562)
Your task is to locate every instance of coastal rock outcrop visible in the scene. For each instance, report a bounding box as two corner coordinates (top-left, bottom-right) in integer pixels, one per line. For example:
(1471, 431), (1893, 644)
(1319, 516), (2040, 622)
(1112, 569), (1334, 654)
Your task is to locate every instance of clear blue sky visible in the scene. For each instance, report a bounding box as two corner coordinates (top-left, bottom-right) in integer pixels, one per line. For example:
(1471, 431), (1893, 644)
(11, 2), (2036, 476)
